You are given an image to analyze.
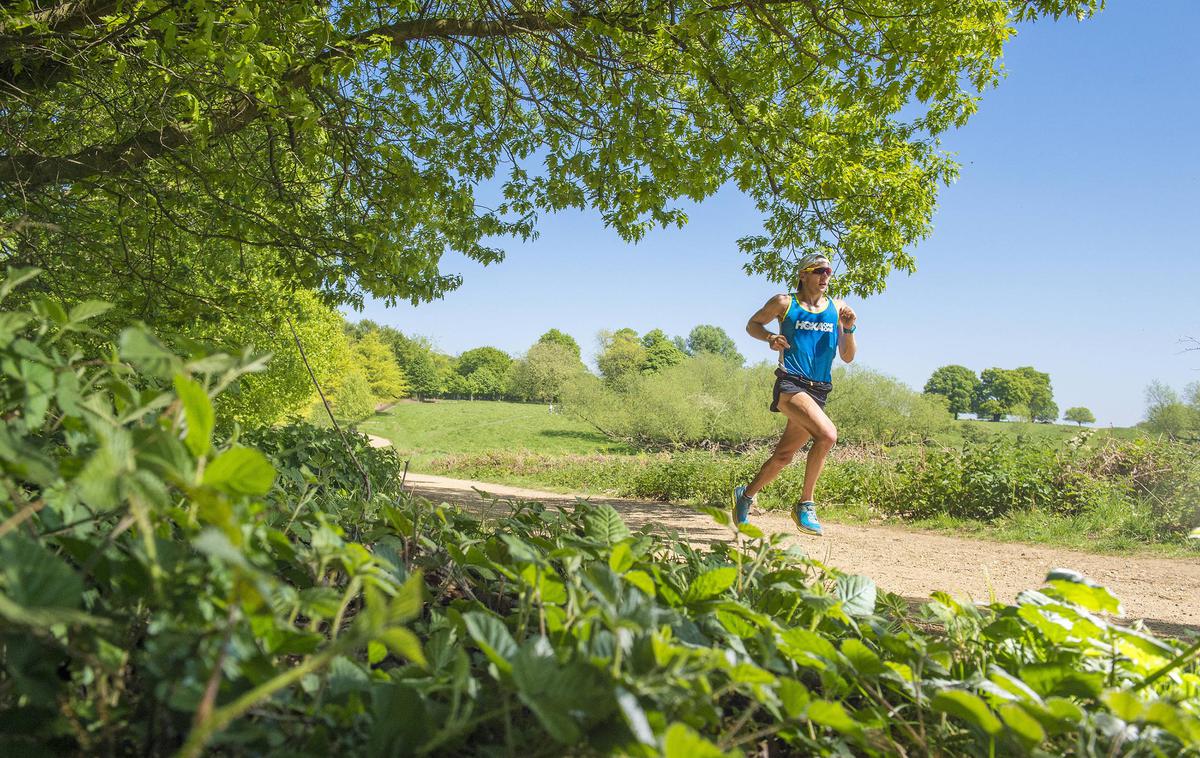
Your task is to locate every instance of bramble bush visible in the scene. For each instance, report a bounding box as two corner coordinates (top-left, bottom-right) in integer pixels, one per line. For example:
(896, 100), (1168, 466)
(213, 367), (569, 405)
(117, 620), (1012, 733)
(564, 359), (954, 451)
(3, 270), (1199, 756)
(434, 434), (1200, 540)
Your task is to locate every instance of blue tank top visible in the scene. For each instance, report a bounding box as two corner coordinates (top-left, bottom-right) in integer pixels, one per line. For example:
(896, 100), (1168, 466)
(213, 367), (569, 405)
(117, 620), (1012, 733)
(779, 296), (839, 382)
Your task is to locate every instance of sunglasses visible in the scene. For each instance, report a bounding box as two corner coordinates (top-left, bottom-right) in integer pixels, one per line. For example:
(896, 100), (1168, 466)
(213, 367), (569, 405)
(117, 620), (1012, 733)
(801, 267), (833, 277)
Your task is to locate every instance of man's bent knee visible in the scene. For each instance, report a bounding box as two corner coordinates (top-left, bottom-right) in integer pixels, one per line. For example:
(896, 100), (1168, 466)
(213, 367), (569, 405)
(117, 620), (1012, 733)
(812, 426), (837, 449)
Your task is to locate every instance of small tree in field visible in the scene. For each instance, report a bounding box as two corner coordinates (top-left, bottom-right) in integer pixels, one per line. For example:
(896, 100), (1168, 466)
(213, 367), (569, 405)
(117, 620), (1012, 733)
(1064, 407), (1095, 426)
(923, 365), (979, 420)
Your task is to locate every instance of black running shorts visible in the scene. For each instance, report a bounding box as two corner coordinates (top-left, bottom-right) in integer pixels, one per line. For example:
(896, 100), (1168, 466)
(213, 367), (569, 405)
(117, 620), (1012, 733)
(770, 368), (832, 412)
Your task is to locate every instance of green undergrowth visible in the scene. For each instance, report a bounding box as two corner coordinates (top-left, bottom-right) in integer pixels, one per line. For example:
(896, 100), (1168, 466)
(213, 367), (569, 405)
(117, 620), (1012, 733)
(3, 270), (1200, 756)
(428, 439), (1200, 556)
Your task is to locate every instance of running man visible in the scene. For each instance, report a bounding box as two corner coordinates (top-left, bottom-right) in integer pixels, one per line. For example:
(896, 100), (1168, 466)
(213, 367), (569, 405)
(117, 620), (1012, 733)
(732, 254), (857, 535)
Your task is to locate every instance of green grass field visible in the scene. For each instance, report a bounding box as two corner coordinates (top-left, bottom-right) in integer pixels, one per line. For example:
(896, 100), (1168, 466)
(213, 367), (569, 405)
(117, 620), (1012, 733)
(357, 399), (631, 467)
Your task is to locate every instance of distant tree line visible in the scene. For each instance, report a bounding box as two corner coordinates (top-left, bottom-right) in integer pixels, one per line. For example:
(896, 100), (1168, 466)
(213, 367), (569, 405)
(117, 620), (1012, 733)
(314, 321), (748, 421)
(923, 364), (1071, 424)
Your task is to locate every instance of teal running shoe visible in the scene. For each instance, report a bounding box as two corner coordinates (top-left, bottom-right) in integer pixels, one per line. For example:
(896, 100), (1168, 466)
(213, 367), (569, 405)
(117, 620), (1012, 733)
(792, 501), (823, 536)
(732, 486), (754, 525)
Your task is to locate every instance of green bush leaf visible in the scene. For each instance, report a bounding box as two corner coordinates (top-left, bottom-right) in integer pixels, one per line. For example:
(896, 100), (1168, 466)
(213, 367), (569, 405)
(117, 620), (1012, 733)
(778, 627), (840, 672)
(389, 571), (425, 625)
(1043, 579), (1122, 615)
(512, 637), (609, 744)
(203, 446), (276, 495)
(608, 542), (634, 573)
(173, 374), (214, 458)
(380, 628), (427, 667)
(582, 504), (631, 545)
(67, 300), (113, 325)
(615, 686), (655, 746)
(999, 702), (1046, 747)
(463, 612), (517, 673)
(778, 678), (811, 719)
(0, 267), (41, 302)
(932, 690), (1003, 735)
(685, 566), (737, 603)
(662, 723), (726, 757)
(0, 536), (83, 610)
(118, 328), (181, 379)
(807, 700), (863, 735)
(835, 574), (876, 617)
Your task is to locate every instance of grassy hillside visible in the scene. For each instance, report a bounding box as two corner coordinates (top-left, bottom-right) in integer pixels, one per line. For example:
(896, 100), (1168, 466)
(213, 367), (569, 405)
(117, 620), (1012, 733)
(357, 399), (630, 467)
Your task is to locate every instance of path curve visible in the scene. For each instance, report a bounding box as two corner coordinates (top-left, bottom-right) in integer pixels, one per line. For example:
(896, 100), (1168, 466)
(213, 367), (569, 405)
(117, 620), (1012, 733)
(404, 472), (1200, 633)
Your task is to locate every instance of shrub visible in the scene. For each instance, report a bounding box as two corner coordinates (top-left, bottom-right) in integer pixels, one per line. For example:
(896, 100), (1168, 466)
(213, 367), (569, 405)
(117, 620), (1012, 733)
(565, 355), (781, 450)
(331, 370), (378, 422)
(825, 365), (954, 444)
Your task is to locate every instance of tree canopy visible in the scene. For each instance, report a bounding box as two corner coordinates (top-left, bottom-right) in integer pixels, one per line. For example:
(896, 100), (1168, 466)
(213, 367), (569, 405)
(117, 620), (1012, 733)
(684, 325), (743, 364)
(536, 329), (582, 360)
(923, 365), (979, 419)
(1, 0), (1099, 320)
(1063, 406), (1095, 426)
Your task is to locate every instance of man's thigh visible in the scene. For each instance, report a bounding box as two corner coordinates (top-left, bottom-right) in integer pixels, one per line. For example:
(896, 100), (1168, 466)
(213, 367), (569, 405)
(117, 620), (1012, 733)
(778, 390), (835, 437)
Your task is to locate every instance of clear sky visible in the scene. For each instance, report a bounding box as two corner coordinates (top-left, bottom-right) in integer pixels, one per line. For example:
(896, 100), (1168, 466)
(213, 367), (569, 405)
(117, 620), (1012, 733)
(355, 3), (1200, 427)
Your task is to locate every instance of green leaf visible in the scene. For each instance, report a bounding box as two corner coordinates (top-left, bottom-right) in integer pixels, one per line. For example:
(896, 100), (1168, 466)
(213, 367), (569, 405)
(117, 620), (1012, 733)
(463, 612), (517, 673)
(608, 542), (634, 573)
(662, 723), (726, 757)
(1102, 689), (1143, 722)
(931, 690), (1003, 735)
(778, 678), (810, 719)
(778, 627), (839, 670)
(0, 536), (83, 610)
(389, 570), (424, 624)
(368, 640), (387, 665)
(173, 374), (214, 458)
(840, 638), (886, 676)
(203, 446), (276, 495)
(685, 566), (737, 603)
(0, 312), (31, 344)
(67, 300), (113, 324)
(615, 687), (655, 746)
(834, 574), (876, 617)
(807, 700), (862, 735)
(0, 267), (40, 303)
(298, 587), (342, 619)
(118, 328), (181, 379)
(624, 569), (656, 597)
(380, 628), (427, 667)
(582, 504), (631, 545)
(699, 506), (731, 527)
(1043, 579), (1122, 615)
(998, 702), (1046, 747)
(328, 656), (371, 697)
(1019, 663), (1104, 699)
(511, 637), (608, 744)
(737, 522), (764, 539)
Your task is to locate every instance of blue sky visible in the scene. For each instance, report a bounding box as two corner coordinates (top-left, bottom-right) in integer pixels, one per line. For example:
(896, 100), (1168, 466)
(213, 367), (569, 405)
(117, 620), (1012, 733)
(355, 3), (1200, 427)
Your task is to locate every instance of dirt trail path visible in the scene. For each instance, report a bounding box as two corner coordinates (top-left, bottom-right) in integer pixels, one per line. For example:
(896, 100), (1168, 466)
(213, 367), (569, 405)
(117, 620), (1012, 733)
(404, 472), (1200, 633)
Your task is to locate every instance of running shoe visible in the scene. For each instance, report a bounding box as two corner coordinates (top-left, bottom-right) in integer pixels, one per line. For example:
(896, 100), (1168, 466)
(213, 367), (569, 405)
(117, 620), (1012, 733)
(792, 501), (823, 536)
(732, 485), (754, 525)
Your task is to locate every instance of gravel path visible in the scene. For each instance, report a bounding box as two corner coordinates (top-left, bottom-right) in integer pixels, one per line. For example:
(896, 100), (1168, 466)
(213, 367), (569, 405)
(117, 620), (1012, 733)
(405, 472), (1200, 634)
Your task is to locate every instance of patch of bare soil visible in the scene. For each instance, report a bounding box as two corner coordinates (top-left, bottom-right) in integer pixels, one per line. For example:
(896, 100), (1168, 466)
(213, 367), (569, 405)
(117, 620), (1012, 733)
(405, 473), (1200, 637)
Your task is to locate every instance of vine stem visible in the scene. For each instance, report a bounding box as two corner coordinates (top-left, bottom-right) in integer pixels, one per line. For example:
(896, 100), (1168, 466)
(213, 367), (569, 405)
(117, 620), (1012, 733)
(286, 317), (371, 499)
(175, 638), (352, 758)
(1134, 637), (1200, 692)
